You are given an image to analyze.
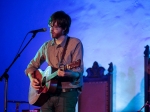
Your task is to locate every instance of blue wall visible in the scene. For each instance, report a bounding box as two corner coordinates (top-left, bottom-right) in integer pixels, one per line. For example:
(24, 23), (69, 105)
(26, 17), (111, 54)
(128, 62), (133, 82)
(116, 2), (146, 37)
(0, 0), (150, 111)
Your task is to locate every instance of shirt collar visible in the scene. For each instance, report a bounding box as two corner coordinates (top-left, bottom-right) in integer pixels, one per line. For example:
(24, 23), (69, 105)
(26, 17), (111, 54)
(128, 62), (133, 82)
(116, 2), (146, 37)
(50, 39), (55, 46)
(50, 35), (68, 48)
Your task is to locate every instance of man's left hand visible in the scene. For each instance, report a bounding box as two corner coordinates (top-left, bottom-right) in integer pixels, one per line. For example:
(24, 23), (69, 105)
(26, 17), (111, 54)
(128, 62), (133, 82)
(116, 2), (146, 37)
(57, 69), (65, 77)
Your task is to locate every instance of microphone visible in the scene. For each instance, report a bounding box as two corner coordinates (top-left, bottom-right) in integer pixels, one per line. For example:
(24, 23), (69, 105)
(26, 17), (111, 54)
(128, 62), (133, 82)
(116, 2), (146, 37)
(29, 28), (47, 33)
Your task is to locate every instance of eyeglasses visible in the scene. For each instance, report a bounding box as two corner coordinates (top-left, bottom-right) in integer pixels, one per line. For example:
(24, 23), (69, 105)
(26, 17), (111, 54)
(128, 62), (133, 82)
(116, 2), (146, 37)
(48, 24), (61, 30)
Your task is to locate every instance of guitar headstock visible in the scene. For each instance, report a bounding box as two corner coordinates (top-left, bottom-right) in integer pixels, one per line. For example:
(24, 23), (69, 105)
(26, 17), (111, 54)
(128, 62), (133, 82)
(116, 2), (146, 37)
(67, 59), (81, 69)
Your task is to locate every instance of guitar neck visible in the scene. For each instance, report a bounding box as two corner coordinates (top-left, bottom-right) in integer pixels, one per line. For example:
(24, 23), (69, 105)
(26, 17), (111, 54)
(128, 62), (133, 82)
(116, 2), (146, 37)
(46, 71), (58, 82)
(44, 59), (81, 82)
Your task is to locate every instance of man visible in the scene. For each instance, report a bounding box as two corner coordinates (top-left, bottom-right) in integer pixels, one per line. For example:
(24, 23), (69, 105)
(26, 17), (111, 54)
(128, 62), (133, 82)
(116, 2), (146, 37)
(25, 11), (84, 112)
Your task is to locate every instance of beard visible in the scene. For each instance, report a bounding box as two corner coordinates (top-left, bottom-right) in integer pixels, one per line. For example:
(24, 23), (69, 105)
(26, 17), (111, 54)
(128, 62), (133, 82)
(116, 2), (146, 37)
(51, 31), (63, 39)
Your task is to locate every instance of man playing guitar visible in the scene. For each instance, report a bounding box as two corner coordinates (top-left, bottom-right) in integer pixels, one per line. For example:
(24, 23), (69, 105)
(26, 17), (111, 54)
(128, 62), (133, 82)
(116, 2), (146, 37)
(25, 11), (84, 112)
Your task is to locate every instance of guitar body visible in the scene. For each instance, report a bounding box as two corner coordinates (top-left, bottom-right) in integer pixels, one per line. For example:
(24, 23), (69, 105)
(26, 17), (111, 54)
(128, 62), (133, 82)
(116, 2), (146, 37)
(28, 70), (58, 106)
(28, 59), (81, 107)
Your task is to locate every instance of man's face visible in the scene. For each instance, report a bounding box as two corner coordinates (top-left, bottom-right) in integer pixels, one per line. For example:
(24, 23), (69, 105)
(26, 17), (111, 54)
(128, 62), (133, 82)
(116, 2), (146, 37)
(49, 22), (64, 39)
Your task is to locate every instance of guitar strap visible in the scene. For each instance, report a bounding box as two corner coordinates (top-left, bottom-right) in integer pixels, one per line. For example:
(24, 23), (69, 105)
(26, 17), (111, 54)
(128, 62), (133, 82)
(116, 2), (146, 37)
(59, 36), (70, 66)
(51, 36), (70, 73)
(51, 36), (72, 91)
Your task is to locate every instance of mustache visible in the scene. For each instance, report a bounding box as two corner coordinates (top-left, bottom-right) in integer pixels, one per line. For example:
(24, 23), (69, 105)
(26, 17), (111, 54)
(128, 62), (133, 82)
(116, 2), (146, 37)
(50, 31), (55, 34)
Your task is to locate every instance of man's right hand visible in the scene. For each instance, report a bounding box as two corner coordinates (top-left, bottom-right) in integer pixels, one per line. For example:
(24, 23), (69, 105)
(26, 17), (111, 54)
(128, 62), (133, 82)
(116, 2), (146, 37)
(28, 74), (40, 90)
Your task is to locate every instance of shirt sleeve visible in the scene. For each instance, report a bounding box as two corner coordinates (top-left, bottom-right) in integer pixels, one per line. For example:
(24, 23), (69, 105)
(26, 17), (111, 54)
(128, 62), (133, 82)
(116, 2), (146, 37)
(25, 43), (46, 75)
(71, 39), (84, 76)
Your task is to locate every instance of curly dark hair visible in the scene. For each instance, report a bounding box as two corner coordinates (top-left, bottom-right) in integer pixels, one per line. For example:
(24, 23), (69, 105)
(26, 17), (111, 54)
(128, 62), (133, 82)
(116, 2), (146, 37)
(48, 11), (71, 35)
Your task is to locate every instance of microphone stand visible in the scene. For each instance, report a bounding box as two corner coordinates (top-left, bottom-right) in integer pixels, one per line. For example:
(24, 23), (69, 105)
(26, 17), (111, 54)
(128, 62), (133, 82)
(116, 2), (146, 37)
(0, 32), (37, 112)
(7, 100), (29, 112)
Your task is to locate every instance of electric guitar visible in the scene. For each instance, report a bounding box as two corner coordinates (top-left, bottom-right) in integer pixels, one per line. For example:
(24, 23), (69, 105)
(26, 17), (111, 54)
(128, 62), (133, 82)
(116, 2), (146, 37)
(28, 59), (81, 107)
